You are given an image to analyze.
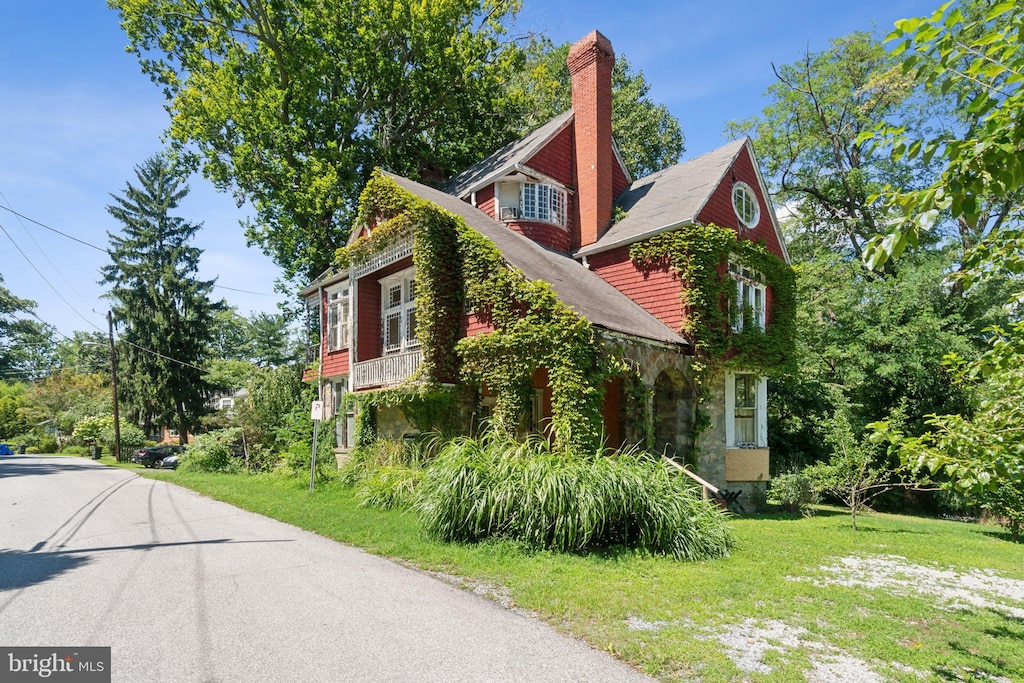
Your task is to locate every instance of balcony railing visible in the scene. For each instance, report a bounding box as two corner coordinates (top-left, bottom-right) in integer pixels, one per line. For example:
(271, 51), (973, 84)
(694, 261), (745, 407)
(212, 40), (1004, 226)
(352, 349), (422, 390)
(352, 234), (413, 278)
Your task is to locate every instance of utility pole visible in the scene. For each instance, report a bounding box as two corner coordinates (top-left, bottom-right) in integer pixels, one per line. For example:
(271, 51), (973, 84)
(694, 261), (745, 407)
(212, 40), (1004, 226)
(107, 311), (122, 462)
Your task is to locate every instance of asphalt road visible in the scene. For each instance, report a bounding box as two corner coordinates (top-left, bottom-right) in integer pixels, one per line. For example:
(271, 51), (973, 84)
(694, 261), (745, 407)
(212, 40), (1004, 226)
(0, 455), (653, 682)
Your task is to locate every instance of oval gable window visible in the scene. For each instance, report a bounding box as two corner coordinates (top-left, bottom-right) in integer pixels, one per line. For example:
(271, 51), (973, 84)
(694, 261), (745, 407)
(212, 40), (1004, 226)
(732, 182), (760, 229)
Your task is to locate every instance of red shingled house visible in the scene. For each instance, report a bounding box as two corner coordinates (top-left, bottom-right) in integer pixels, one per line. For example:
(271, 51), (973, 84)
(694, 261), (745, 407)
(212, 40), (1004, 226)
(302, 31), (791, 509)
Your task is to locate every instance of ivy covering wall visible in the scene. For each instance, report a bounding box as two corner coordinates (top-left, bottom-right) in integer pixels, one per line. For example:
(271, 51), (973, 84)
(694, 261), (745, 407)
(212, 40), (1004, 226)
(629, 224), (796, 376)
(337, 171), (624, 452)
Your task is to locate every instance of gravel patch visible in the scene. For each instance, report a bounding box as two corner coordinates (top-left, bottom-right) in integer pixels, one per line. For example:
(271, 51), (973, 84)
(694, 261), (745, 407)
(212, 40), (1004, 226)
(700, 618), (886, 682)
(791, 554), (1024, 618)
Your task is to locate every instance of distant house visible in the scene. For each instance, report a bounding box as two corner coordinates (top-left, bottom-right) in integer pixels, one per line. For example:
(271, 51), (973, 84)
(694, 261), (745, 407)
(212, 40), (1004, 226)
(302, 31), (791, 509)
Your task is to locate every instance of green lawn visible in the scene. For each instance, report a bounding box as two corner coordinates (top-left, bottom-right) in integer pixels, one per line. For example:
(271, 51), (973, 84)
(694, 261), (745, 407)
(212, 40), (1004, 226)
(116, 460), (1023, 682)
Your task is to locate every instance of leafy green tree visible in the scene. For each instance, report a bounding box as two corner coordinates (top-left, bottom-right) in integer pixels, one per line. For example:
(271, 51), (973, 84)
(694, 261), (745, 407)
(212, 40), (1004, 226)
(112, 0), (524, 283)
(55, 331), (110, 375)
(772, 248), (1007, 467)
(21, 371), (111, 439)
(0, 275), (55, 380)
(897, 321), (1024, 540)
(806, 405), (918, 530)
(865, 1), (1024, 535)
(0, 381), (30, 439)
(102, 154), (223, 443)
(867, 2), (1024, 275)
(247, 312), (298, 367)
(506, 36), (684, 178)
(208, 308), (253, 363)
(727, 32), (938, 260)
(235, 364), (305, 452)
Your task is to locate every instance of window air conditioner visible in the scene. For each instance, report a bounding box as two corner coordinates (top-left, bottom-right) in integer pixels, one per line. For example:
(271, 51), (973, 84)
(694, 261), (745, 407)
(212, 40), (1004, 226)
(499, 206), (519, 221)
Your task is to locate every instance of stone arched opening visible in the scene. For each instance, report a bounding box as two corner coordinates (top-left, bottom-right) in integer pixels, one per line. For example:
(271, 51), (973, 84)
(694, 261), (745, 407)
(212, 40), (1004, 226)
(652, 368), (695, 466)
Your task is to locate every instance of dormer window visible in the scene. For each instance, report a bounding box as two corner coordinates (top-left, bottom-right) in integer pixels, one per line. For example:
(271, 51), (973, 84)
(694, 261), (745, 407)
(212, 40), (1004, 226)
(520, 183), (567, 226)
(496, 179), (568, 228)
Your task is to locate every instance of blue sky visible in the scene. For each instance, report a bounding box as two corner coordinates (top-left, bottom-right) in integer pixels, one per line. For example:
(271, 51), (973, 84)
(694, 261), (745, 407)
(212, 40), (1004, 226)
(0, 0), (942, 341)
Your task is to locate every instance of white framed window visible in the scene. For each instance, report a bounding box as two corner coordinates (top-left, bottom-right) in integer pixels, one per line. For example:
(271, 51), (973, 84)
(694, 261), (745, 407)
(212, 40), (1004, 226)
(729, 261), (766, 332)
(380, 268), (418, 355)
(326, 282), (350, 351)
(520, 182), (567, 227)
(305, 293), (321, 362)
(333, 378), (355, 449)
(732, 181), (760, 228)
(725, 372), (767, 448)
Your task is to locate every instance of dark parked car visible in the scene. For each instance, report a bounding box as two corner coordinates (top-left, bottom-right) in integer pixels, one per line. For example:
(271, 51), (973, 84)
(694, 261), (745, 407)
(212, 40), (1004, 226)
(133, 445), (184, 468)
(160, 454), (180, 470)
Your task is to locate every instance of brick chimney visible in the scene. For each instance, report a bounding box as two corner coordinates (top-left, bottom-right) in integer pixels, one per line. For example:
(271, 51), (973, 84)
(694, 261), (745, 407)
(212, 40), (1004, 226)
(567, 30), (615, 248)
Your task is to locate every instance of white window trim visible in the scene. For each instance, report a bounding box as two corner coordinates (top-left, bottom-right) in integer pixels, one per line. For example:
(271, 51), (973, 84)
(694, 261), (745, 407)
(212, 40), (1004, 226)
(725, 372), (768, 448)
(729, 261), (766, 332)
(732, 181), (760, 229)
(305, 293), (322, 361)
(332, 377), (355, 449)
(520, 182), (568, 228)
(326, 282), (351, 352)
(380, 268), (418, 355)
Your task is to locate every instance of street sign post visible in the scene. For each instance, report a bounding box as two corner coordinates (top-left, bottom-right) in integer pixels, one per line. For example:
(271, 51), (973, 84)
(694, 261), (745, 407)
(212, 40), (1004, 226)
(309, 400), (324, 493)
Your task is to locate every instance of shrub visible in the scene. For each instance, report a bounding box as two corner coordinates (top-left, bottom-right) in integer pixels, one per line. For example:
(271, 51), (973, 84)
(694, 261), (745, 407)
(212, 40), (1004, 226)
(36, 437), (59, 454)
(357, 465), (423, 509)
(768, 472), (818, 514)
(72, 415), (113, 445)
(240, 444), (279, 473)
(101, 423), (146, 455)
(9, 432), (39, 448)
(61, 445), (89, 456)
(339, 438), (429, 486)
(179, 429), (242, 473)
(416, 435), (733, 561)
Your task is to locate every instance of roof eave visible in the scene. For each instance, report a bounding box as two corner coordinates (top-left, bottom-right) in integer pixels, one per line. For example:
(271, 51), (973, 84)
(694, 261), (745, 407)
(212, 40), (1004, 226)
(573, 219), (696, 258)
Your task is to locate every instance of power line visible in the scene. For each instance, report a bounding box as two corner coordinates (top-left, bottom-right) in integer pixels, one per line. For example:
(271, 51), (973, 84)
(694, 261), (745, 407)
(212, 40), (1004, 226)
(0, 221), (105, 333)
(0, 204), (106, 252)
(213, 283), (278, 297)
(0, 190), (97, 311)
(0, 202), (278, 298)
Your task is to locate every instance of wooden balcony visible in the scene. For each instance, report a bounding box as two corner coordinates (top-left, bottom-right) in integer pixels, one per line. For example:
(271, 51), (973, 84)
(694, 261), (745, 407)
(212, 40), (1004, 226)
(352, 349), (422, 390)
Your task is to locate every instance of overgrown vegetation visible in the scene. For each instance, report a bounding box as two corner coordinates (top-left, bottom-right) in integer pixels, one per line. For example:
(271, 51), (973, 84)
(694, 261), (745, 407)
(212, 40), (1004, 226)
(416, 434), (733, 560)
(337, 173), (644, 452)
(629, 224), (796, 375)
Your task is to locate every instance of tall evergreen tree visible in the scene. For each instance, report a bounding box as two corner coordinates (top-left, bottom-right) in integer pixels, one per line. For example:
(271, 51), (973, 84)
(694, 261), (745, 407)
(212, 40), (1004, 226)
(102, 154), (222, 442)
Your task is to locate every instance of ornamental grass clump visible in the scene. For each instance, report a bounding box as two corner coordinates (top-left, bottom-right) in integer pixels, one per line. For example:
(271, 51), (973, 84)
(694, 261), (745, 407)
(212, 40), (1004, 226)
(415, 434), (733, 561)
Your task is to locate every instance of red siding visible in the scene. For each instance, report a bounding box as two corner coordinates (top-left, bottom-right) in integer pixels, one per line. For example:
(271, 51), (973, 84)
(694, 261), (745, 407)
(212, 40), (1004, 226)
(507, 220), (572, 253)
(524, 125), (576, 253)
(525, 125), (575, 186)
(303, 286), (351, 382)
(475, 184), (495, 218)
(696, 146), (786, 262)
(461, 312), (494, 338)
(321, 349), (349, 378)
(356, 277), (381, 361)
(354, 255), (415, 361)
(612, 157), (630, 199)
(589, 245), (685, 333)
